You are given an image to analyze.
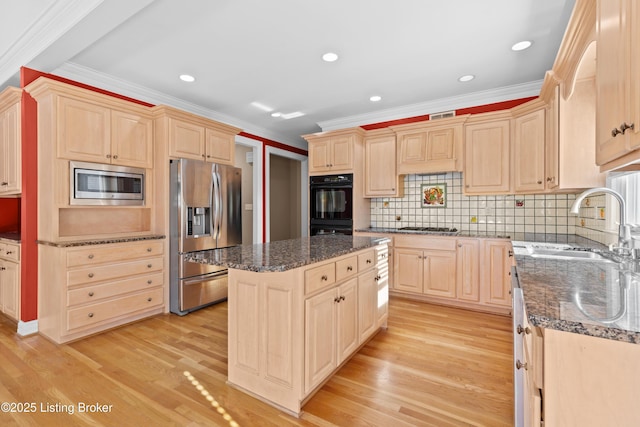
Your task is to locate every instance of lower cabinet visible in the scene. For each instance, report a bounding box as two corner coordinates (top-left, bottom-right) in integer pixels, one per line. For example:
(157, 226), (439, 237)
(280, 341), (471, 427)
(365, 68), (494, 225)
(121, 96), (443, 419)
(38, 239), (165, 343)
(227, 243), (389, 416)
(391, 234), (512, 314)
(0, 240), (20, 321)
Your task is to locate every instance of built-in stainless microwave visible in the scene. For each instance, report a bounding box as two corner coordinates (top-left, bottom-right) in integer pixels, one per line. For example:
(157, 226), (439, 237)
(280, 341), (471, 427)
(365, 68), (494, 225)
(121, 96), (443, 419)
(70, 161), (145, 206)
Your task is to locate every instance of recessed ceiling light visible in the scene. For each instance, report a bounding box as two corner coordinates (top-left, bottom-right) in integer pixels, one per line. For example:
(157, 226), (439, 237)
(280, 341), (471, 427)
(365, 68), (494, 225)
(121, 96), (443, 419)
(370, 95), (382, 102)
(511, 40), (532, 51)
(281, 112), (305, 120)
(458, 75), (475, 82)
(271, 112), (282, 117)
(322, 52), (339, 62)
(179, 74), (195, 82)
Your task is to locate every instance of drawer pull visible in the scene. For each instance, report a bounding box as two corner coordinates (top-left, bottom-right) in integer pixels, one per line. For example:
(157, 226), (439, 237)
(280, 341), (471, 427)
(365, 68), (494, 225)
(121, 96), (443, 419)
(88, 254), (94, 259)
(6, 251), (12, 255)
(0, 267), (5, 271)
(517, 325), (531, 335)
(334, 296), (340, 303)
(321, 275), (328, 281)
(88, 273), (94, 278)
(147, 247), (152, 252)
(88, 292), (94, 297)
(347, 266), (353, 271)
(366, 259), (372, 264)
(88, 313), (94, 318)
(516, 360), (528, 370)
(147, 297), (153, 302)
(147, 264), (152, 268)
(147, 280), (153, 284)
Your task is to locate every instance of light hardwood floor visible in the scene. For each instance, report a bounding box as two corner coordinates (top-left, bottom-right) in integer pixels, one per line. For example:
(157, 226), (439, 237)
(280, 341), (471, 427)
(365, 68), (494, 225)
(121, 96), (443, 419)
(0, 298), (513, 426)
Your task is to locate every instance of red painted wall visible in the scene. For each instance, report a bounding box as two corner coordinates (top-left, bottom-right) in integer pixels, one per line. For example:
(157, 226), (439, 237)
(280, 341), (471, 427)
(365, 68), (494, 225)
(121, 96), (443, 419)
(0, 199), (20, 232)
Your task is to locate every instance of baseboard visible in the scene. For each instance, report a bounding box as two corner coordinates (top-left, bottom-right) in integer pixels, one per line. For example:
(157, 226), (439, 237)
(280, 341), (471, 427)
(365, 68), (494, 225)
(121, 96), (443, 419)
(17, 320), (38, 336)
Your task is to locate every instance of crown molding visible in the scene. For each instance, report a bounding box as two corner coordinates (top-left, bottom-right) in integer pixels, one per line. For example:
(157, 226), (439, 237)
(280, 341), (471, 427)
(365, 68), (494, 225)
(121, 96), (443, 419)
(317, 80), (543, 131)
(53, 61), (308, 151)
(0, 0), (102, 87)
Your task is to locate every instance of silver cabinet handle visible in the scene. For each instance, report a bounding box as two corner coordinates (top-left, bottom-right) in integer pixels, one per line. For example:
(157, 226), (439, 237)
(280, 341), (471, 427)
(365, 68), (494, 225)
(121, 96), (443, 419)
(516, 360), (528, 370)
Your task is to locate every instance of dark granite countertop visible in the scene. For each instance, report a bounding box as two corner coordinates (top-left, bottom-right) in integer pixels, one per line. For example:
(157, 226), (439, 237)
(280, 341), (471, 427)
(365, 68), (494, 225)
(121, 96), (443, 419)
(514, 242), (640, 344)
(37, 234), (165, 248)
(184, 235), (390, 273)
(356, 227), (513, 239)
(0, 232), (21, 242)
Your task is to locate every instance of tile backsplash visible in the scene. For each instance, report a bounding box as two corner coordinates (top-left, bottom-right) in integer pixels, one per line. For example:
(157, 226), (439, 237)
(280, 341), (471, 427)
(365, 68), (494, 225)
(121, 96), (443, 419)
(370, 173), (577, 235)
(573, 193), (618, 246)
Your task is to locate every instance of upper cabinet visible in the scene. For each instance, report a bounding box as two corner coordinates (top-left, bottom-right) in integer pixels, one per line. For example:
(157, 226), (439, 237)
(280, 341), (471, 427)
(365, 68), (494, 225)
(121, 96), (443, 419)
(595, 0), (640, 169)
(512, 100), (547, 193)
(304, 128), (364, 175)
(363, 129), (403, 198)
(26, 78), (153, 169)
(153, 105), (241, 166)
(463, 112), (511, 194)
(0, 87), (22, 195)
(392, 116), (467, 175)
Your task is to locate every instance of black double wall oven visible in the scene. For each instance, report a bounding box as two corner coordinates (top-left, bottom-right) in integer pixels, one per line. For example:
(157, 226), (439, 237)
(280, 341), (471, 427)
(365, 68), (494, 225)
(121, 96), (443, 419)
(309, 174), (353, 236)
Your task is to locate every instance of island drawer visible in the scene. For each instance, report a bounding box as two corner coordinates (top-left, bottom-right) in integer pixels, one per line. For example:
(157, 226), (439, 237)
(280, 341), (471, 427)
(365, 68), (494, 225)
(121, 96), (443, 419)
(357, 250), (376, 270)
(335, 255), (358, 281)
(305, 262), (336, 295)
(67, 272), (163, 306)
(67, 256), (163, 286)
(67, 287), (163, 331)
(0, 242), (20, 261)
(66, 240), (164, 267)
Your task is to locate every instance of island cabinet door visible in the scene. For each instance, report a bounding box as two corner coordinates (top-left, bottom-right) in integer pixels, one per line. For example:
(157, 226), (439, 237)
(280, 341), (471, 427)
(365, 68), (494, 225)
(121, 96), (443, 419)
(305, 287), (338, 394)
(336, 278), (359, 363)
(358, 268), (378, 344)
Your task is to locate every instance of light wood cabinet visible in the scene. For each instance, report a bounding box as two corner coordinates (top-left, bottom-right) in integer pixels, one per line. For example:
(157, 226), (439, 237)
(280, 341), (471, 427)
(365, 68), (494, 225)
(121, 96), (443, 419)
(422, 249), (457, 299)
(303, 128), (364, 175)
(0, 87), (22, 195)
(392, 117), (467, 175)
(512, 102), (546, 193)
(0, 240), (20, 321)
(481, 239), (512, 308)
(154, 106), (241, 166)
(227, 243), (388, 415)
(364, 129), (403, 197)
(456, 239), (480, 303)
(464, 112), (511, 194)
(595, 0), (640, 169)
(38, 239), (165, 343)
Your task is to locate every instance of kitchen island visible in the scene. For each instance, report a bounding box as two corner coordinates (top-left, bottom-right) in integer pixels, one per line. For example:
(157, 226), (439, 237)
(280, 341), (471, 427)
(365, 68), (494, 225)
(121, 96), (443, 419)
(187, 235), (390, 416)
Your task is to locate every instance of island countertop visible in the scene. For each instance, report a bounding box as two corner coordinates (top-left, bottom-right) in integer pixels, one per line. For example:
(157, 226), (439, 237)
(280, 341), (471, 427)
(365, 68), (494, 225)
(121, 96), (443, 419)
(185, 235), (390, 273)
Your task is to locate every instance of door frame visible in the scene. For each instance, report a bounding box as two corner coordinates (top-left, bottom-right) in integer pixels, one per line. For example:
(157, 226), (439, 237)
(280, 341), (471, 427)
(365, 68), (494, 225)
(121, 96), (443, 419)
(236, 135), (263, 244)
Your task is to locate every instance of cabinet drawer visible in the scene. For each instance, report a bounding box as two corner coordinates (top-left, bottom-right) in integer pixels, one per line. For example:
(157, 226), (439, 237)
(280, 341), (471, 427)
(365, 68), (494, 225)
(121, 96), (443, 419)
(66, 241), (164, 267)
(0, 242), (20, 261)
(67, 256), (163, 286)
(394, 235), (456, 251)
(67, 272), (163, 306)
(335, 256), (358, 281)
(67, 287), (163, 331)
(357, 250), (376, 270)
(305, 262), (336, 295)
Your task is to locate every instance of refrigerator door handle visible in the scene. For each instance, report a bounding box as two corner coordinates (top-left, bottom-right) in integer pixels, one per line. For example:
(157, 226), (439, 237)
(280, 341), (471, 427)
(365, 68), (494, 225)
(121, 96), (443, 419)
(210, 167), (218, 242)
(213, 167), (222, 240)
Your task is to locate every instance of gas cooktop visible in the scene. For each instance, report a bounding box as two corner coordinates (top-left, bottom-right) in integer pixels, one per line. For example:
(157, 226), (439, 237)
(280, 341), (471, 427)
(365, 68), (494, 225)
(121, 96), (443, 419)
(398, 226), (458, 233)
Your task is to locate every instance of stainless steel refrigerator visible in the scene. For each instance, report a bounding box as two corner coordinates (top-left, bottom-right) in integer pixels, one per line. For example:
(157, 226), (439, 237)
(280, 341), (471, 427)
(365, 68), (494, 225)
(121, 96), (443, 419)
(169, 158), (242, 315)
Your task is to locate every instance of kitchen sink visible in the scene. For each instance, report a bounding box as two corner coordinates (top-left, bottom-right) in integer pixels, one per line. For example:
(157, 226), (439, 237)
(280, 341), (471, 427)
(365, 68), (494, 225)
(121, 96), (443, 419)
(525, 247), (617, 263)
(398, 226), (458, 233)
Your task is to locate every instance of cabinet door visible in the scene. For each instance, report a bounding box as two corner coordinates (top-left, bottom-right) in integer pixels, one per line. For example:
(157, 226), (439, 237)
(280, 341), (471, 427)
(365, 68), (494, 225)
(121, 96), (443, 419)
(0, 260), (19, 320)
(365, 134), (399, 197)
(168, 118), (205, 160)
(482, 240), (512, 307)
(57, 96), (111, 162)
(398, 131), (427, 165)
(0, 103), (21, 194)
(456, 239), (480, 302)
(330, 136), (353, 171)
(358, 269), (378, 343)
(394, 248), (423, 293)
(336, 278), (359, 364)
(305, 287), (337, 393)
(205, 128), (235, 165)
(464, 119), (510, 194)
(111, 110), (153, 168)
(513, 109), (545, 192)
(545, 85), (560, 189)
(308, 139), (331, 174)
(423, 249), (457, 299)
(427, 127), (455, 161)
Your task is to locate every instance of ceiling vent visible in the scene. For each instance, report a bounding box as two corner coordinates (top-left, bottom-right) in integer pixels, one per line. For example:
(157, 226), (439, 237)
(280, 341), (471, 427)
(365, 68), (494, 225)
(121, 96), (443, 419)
(429, 110), (455, 120)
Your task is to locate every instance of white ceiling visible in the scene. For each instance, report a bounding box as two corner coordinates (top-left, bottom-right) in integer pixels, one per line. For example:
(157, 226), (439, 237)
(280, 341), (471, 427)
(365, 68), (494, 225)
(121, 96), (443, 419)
(1, 0), (576, 150)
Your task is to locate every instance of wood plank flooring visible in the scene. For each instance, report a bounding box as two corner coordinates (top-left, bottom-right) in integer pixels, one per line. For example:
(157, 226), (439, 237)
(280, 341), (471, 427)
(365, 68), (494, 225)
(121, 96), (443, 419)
(0, 298), (513, 426)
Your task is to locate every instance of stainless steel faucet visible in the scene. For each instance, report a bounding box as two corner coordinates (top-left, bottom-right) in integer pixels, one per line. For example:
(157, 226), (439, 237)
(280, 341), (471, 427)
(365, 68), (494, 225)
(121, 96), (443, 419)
(570, 187), (637, 258)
